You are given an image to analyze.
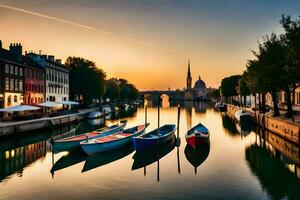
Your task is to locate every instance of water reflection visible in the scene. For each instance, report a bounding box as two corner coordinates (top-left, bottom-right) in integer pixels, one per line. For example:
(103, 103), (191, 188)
(51, 150), (87, 176)
(184, 142), (210, 174)
(0, 99), (300, 200)
(131, 136), (175, 170)
(82, 145), (134, 173)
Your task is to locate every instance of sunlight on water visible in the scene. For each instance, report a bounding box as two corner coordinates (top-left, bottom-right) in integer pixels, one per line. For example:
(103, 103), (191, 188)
(0, 100), (299, 200)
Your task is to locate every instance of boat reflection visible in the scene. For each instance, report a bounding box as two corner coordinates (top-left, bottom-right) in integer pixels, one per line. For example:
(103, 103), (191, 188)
(51, 150), (87, 176)
(82, 145), (134, 173)
(245, 132), (300, 200)
(131, 136), (176, 170)
(184, 142), (210, 174)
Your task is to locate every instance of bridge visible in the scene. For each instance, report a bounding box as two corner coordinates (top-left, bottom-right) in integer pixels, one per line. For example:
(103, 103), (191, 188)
(139, 90), (185, 103)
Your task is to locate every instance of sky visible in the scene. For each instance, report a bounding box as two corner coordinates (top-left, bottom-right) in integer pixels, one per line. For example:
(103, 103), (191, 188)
(0, 0), (300, 90)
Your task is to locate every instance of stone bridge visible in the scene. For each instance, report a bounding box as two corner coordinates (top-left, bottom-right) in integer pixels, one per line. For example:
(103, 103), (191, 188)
(139, 90), (185, 103)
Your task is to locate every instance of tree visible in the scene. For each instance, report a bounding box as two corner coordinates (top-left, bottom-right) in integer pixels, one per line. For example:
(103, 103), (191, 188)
(280, 15), (300, 120)
(237, 72), (251, 107)
(249, 33), (286, 116)
(220, 75), (241, 104)
(65, 57), (106, 105)
(118, 78), (139, 101)
(105, 78), (120, 101)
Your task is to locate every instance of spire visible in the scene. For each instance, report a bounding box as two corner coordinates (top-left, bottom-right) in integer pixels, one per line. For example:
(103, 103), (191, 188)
(199, 75), (201, 80)
(187, 59), (191, 77)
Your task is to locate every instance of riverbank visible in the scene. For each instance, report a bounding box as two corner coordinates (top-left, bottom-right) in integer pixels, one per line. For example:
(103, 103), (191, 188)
(0, 107), (99, 137)
(226, 104), (300, 145)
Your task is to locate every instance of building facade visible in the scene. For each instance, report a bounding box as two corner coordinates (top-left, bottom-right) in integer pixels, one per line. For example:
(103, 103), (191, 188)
(23, 56), (45, 104)
(0, 42), (24, 108)
(26, 53), (69, 102)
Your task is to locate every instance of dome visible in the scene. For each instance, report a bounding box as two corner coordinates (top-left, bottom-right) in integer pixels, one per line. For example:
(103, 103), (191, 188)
(194, 76), (206, 90)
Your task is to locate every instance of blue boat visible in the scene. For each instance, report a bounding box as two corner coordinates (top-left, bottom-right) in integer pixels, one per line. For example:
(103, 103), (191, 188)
(133, 124), (176, 151)
(80, 123), (149, 155)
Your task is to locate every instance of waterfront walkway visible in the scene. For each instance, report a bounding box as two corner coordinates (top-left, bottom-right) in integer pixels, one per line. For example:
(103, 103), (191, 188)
(0, 107), (97, 127)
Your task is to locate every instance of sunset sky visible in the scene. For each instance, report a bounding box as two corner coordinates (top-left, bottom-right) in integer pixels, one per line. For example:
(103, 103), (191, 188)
(1, 0), (300, 90)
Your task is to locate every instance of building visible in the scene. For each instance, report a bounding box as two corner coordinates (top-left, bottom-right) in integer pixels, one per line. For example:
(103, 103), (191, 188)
(184, 60), (209, 101)
(26, 53), (69, 102)
(23, 56), (45, 104)
(0, 41), (24, 108)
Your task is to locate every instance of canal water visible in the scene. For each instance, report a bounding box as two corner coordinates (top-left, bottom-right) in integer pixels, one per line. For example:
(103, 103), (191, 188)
(0, 100), (299, 200)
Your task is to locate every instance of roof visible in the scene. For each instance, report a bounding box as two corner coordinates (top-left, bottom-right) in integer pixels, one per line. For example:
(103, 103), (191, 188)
(194, 76), (206, 90)
(0, 48), (22, 64)
(23, 55), (44, 69)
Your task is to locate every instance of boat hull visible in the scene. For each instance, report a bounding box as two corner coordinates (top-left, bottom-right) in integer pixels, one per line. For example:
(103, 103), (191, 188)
(134, 131), (175, 151)
(186, 135), (209, 148)
(81, 124), (148, 155)
(53, 122), (126, 152)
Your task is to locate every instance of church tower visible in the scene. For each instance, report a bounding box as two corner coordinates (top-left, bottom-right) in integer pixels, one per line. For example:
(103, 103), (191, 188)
(186, 59), (192, 90)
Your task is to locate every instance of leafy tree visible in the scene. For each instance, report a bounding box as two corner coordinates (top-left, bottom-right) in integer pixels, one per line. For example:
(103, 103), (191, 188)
(220, 75), (241, 104)
(249, 33), (286, 116)
(280, 15), (300, 119)
(105, 78), (120, 101)
(65, 57), (106, 105)
(118, 79), (139, 101)
(237, 72), (251, 107)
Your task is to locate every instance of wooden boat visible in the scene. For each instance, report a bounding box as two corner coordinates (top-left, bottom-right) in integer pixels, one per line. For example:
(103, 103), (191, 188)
(185, 123), (209, 148)
(53, 120), (127, 152)
(80, 123), (149, 155)
(184, 142), (210, 174)
(132, 136), (175, 170)
(82, 145), (134, 172)
(133, 124), (176, 151)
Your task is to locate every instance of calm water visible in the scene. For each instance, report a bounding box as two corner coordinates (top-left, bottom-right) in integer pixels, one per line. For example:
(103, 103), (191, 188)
(0, 101), (299, 200)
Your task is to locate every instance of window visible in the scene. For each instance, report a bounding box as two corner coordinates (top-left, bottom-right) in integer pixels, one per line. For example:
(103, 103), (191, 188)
(19, 80), (23, 91)
(5, 77), (9, 90)
(19, 68), (23, 77)
(10, 65), (14, 74)
(14, 95), (17, 103)
(10, 78), (14, 91)
(5, 64), (9, 73)
(7, 95), (12, 106)
(14, 79), (19, 91)
(296, 92), (300, 105)
(14, 66), (18, 75)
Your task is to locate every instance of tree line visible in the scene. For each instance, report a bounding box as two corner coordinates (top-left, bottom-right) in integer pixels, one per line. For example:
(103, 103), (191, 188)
(220, 15), (300, 120)
(65, 57), (139, 106)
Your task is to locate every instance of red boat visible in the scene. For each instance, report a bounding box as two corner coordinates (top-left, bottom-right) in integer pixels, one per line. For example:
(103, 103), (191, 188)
(185, 123), (210, 148)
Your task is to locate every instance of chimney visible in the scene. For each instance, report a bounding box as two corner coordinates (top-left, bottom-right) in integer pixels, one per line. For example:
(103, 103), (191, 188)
(9, 43), (23, 61)
(55, 59), (62, 64)
(0, 40), (2, 48)
(48, 55), (55, 62)
(41, 54), (47, 59)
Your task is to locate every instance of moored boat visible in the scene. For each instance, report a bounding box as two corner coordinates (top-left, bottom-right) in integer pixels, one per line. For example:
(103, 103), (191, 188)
(133, 124), (176, 151)
(53, 120), (127, 152)
(185, 123), (209, 148)
(80, 123), (149, 155)
(234, 110), (251, 125)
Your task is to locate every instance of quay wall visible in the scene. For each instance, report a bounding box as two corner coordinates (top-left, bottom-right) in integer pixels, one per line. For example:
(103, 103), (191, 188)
(226, 104), (300, 145)
(0, 108), (97, 137)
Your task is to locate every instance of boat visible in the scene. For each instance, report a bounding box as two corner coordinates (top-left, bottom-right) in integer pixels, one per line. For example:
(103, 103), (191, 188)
(184, 142), (210, 174)
(131, 136), (175, 170)
(82, 145), (134, 173)
(87, 110), (112, 119)
(53, 120), (127, 152)
(133, 124), (176, 151)
(80, 123), (149, 155)
(185, 123), (209, 148)
(215, 102), (227, 112)
(234, 110), (251, 124)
